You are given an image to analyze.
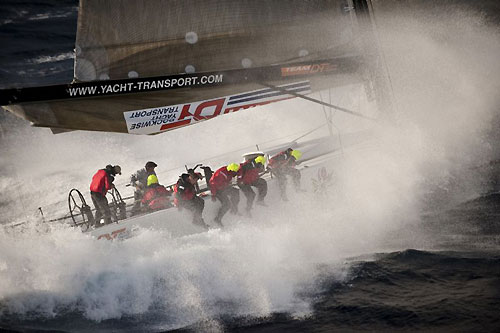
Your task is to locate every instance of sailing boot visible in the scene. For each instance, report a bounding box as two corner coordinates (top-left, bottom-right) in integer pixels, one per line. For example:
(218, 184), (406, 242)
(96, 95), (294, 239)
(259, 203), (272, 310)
(193, 216), (209, 230)
(255, 200), (267, 207)
(230, 206), (241, 216)
(213, 216), (224, 228)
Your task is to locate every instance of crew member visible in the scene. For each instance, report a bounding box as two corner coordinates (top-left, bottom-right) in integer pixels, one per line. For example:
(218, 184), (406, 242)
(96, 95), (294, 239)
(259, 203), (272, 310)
(130, 161), (157, 215)
(187, 168), (204, 193)
(268, 148), (303, 201)
(237, 155), (268, 215)
(141, 174), (172, 211)
(90, 164), (121, 226)
(174, 172), (208, 229)
(209, 163), (241, 226)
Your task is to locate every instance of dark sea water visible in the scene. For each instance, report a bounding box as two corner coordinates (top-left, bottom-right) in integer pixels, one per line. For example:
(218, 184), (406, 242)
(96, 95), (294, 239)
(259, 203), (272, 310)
(1, 1), (499, 332)
(0, 0), (77, 89)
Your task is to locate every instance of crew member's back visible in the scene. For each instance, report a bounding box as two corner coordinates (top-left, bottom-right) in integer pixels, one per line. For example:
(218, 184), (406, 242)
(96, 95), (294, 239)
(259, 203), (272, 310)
(141, 174), (172, 211)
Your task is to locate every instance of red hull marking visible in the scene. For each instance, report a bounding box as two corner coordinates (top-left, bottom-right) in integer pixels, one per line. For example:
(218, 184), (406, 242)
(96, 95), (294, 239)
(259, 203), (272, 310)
(97, 227), (127, 240)
(160, 118), (191, 131)
(193, 98), (225, 120)
(281, 63), (337, 77)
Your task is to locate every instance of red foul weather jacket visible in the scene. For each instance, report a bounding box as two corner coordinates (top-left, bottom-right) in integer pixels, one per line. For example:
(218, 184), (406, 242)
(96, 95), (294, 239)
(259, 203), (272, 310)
(173, 176), (196, 206)
(237, 160), (261, 185)
(90, 169), (112, 196)
(268, 150), (296, 170)
(209, 166), (237, 196)
(142, 185), (171, 210)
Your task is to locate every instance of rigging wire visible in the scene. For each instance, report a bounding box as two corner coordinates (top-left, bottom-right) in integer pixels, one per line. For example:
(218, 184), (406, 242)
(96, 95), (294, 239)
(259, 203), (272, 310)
(319, 90), (345, 156)
(260, 82), (377, 121)
(321, 90), (334, 137)
(365, 0), (400, 116)
(329, 89), (345, 155)
(291, 123), (328, 142)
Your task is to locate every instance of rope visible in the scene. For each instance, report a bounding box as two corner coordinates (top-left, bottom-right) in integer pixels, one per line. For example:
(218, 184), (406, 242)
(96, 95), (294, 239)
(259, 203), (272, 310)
(291, 123), (328, 142)
(320, 90), (345, 156)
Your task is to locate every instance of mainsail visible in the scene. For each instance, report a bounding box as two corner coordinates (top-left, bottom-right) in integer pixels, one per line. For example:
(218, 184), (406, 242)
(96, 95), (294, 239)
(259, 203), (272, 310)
(75, 0), (357, 81)
(0, 0), (386, 134)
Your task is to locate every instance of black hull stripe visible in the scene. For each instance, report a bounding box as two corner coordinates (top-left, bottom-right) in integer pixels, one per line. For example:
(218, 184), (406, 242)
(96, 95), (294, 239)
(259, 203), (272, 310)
(227, 86), (311, 106)
(229, 81), (310, 101)
(0, 56), (362, 105)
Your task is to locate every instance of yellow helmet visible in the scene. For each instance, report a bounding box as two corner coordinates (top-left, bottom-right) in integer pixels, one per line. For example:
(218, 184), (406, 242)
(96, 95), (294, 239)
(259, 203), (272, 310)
(255, 155), (266, 165)
(291, 150), (302, 160)
(227, 163), (240, 172)
(147, 174), (159, 186)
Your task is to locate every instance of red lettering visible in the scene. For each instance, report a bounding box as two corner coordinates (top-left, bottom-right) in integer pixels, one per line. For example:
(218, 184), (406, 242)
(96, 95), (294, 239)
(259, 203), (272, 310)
(193, 98), (225, 121)
(178, 104), (193, 121)
(111, 228), (126, 238)
(98, 233), (112, 240)
(160, 118), (191, 131)
(310, 64), (321, 73)
(96, 228), (127, 241)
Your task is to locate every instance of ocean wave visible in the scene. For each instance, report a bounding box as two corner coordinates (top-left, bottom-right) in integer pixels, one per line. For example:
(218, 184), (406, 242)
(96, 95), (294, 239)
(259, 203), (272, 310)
(30, 52), (74, 64)
(0, 5), (77, 27)
(2, 248), (498, 332)
(27, 9), (77, 22)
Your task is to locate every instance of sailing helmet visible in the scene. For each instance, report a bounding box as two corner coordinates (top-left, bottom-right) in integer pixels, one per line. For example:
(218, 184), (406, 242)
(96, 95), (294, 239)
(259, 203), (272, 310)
(147, 174), (159, 186)
(290, 150), (302, 160)
(227, 163), (240, 172)
(145, 161), (157, 169)
(255, 155), (266, 165)
(113, 165), (122, 175)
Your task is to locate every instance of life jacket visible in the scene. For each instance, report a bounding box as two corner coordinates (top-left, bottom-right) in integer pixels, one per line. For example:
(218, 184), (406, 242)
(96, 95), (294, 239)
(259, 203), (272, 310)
(237, 160), (262, 185)
(90, 169), (112, 195)
(142, 185), (171, 210)
(268, 150), (296, 170)
(209, 166), (238, 195)
(173, 175), (196, 206)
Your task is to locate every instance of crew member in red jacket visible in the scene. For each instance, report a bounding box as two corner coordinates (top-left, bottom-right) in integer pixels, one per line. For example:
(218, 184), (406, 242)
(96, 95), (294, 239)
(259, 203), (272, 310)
(174, 172), (208, 229)
(90, 164), (121, 226)
(268, 148), (303, 201)
(209, 163), (240, 226)
(141, 174), (172, 211)
(237, 155), (267, 215)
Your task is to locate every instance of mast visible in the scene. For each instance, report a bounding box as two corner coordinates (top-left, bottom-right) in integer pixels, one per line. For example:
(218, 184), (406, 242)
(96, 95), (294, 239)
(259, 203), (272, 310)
(352, 0), (395, 119)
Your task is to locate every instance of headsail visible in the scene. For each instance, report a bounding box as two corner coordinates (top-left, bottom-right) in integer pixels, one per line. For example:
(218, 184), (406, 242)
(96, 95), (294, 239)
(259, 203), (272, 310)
(0, 0), (387, 135)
